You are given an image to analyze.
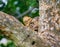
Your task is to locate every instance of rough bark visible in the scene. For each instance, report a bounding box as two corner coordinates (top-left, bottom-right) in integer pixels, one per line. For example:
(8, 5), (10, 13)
(0, 11), (43, 47)
(39, 0), (60, 47)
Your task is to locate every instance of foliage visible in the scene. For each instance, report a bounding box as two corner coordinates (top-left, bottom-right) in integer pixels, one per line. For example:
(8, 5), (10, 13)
(0, 0), (39, 18)
(0, 33), (16, 47)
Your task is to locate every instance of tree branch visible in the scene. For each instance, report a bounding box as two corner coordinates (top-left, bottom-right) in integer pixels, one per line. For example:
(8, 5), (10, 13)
(16, 7), (34, 18)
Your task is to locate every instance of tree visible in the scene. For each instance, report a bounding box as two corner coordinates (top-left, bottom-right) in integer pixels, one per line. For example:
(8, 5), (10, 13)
(39, 0), (60, 47)
(0, 11), (40, 47)
(0, 0), (60, 47)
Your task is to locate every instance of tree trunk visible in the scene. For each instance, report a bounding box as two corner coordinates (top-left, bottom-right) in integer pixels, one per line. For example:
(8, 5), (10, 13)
(39, 0), (60, 47)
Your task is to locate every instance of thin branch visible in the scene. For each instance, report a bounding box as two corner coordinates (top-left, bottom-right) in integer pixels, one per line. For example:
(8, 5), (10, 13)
(16, 7), (34, 19)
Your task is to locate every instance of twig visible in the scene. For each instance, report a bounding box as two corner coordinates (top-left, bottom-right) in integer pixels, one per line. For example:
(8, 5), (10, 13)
(16, 7), (34, 19)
